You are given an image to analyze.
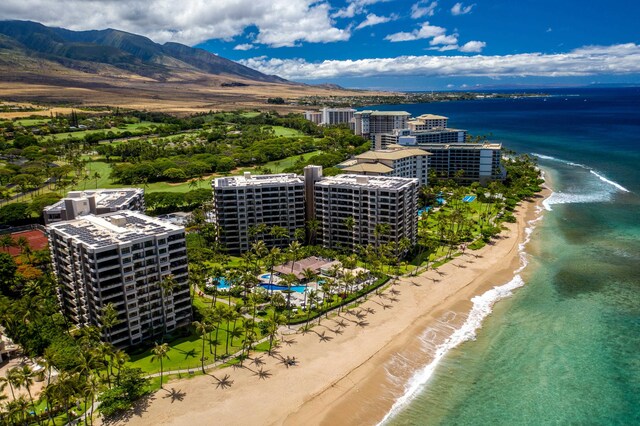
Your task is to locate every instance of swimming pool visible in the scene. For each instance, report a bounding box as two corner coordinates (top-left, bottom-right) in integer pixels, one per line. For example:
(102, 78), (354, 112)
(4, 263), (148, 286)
(260, 283), (307, 293)
(207, 277), (230, 290)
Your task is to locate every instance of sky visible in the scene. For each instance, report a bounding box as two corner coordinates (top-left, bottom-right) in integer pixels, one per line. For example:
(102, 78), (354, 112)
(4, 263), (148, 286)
(2, 0), (640, 90)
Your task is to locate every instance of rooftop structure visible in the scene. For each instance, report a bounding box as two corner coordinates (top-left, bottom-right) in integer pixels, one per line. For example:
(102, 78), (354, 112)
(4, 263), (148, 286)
(407, 114), (449, 131)
(376, 128), (467, 150)
(48, 210), (191, 347)
(43, 188), (145, 224)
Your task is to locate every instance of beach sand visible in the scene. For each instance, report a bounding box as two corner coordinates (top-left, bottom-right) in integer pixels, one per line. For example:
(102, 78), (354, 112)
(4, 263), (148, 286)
(116, 191), (547, 426)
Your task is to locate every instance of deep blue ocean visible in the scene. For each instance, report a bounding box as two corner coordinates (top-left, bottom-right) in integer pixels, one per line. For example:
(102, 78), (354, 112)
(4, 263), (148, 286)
(372, 88), (640, 425)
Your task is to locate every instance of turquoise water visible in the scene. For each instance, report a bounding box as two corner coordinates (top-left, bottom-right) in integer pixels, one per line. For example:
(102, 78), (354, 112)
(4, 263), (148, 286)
(380, 88), (640, 425)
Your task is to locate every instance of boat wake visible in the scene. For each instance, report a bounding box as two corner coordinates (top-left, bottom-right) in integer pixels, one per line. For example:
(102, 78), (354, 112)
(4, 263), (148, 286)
(378, 215), (543, 425)
(531, 153), (630, 211)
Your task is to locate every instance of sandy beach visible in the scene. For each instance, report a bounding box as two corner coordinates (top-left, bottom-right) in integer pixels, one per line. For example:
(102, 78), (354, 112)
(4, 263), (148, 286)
(117, 191), (548, 426)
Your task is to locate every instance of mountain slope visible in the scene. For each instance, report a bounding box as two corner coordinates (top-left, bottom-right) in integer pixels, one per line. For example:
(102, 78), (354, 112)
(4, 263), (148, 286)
(0, 20), (287, 83)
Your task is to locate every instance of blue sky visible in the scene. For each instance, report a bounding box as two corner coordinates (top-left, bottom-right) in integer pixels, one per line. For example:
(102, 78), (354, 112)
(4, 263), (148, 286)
(2, 0), (640, 90)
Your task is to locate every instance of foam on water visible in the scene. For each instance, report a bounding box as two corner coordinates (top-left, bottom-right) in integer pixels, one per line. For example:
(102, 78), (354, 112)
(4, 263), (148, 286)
(378, 215), (543, 425)
(532, 153), (630, 193)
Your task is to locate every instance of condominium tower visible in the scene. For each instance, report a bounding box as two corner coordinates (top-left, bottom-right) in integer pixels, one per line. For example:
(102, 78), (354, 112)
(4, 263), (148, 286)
(48, 211), (191, 347)
(212, 172), (306, 254)
(314, 174), (418, 251)
(354, 110), (411, 138)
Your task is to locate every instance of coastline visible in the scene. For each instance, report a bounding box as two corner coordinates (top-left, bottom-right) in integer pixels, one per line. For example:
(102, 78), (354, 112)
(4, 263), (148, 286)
(117, 188), (549, 426)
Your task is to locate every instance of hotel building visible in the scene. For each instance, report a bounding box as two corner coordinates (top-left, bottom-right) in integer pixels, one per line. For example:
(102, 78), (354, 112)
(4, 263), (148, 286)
(338, 147), (431, 185)
(354, 110), (411, 138)
(314, 174), (418, 251)
(212, 172), (306, 254)
(416, 143), (505, 185)
(376, 128), (468, 150)
(304, 108), (356, 126)
(407, 113), (449, 130)
(43, 188), (145, 225)
(47, 211), (191, 347)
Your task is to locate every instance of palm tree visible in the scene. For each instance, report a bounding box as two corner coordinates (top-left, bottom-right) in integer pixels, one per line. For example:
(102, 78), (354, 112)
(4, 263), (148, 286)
(269, 225), (289, 246)
(151, 342), (171, 388)
(16, 366), (40, 424)
(287, 241), (302, 274)
(158, 274), (177, 338)
(92, 171), (101, 188)
(208, 307), (223, 359)
(300, 267), (316, 310)
(305, 289), (319, 328)
(16, 236), (31, 261)
(305, 218), (319, 245)
(251, 240), (268, 270)
(193, 321), (210, 373)
(0, 234), (15, 253)
(100, 303), (120, 344)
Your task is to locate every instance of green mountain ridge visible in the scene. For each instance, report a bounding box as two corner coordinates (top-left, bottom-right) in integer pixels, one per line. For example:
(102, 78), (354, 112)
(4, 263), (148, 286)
(0, 20), (288, 84)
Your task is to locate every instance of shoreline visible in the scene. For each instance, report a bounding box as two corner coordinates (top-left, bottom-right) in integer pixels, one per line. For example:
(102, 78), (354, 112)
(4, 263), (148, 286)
(117, 189), (549, 426)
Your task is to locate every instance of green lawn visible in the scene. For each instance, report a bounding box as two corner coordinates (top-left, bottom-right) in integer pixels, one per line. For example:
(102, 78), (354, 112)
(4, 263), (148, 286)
(266, 126), (305, 137)
(263, 150), (322, 172)
(13, 118), (50, 126)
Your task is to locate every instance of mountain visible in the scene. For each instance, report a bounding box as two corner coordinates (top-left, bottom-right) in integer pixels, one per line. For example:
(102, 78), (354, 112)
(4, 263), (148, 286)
(0, 20), (287, 83)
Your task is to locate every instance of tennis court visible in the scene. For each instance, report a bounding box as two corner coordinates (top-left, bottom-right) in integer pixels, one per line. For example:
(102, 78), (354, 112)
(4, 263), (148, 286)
(462, 195), (477, 202)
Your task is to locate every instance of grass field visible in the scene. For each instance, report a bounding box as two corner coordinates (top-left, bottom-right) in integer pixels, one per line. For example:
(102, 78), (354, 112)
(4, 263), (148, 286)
(263, 150), (322, 172)
(13, 118), (51, 126)
(42, 121), (156, 141)
(267, 126), (305, 137)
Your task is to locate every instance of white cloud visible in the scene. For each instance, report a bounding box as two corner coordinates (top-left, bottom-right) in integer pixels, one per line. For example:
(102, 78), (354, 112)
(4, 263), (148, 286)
(429, 44), (459, 52)
(411, 1), (438, 19)
(385, 21), (446, 42)
(238, 44), (640, 80)
(0, 0), (350, 47)
(234, 43), (255, 51)
(356, 13), (396, 30)
(459, 40), (486, 52)
(430, 34), (458, 46)
(451, 2), (475, 15)
(332, 0), (392, 18)
(546, 27), (553, 32)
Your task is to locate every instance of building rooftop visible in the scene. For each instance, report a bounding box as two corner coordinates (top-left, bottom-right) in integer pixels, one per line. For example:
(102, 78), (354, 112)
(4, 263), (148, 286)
(355, 110), (411, 116)
(214, 172), (304, 189)
(411, 114), (448, 120)
(413, 143), (502, 150)
(48, 211), (182, 249)
(356, 148), (431, 161)
(341, 163), (394, 174)
(44, 188), (144, 213)
(316, 174), (417, 190)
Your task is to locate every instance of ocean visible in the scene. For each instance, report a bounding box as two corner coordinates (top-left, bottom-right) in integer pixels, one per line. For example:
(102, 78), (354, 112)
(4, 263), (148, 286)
(373, 88), (640, 425)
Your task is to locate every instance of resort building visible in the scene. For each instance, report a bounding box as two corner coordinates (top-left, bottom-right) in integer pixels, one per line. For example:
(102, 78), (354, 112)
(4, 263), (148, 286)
(314, 174), (418, 251)
(412, 143), (505, 185)
(303, 111), (322, 125)
(304, 108), (356, 127)
(47, 210), (191, 347)
(338, 147), (431, 185)
(212, 172), (306, 254)
(376, 128), (467, 150)
(354, 110), (411, 138)
(43, 188), (145, 224)
(407, 113), (449, 131)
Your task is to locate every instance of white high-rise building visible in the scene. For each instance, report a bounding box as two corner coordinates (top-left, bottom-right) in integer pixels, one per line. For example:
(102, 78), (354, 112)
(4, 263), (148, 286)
(354, 110), (411, 138)
(48, 211), (191, 347)
(314, 174), (418, 251)
(212, 172), (306, 254)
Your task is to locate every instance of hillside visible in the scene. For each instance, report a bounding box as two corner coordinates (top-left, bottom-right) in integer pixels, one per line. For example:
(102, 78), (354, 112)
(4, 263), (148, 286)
(0, 20), (371, 113)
